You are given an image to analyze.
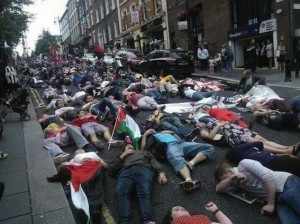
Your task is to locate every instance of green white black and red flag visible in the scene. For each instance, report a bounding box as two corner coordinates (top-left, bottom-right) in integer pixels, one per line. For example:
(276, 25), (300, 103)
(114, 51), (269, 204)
(115, 107), (141, 149)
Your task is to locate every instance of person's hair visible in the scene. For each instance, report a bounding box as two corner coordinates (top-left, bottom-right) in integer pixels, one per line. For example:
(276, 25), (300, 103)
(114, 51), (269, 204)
(55, 100), (63, 107)
(162, 208), (173, 224)
(214, 163), (233, 181)
(236, 98), (249, 108)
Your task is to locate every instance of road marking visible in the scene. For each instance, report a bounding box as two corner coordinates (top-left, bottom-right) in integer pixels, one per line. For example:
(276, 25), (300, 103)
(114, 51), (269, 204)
(102, 203), (116, 224)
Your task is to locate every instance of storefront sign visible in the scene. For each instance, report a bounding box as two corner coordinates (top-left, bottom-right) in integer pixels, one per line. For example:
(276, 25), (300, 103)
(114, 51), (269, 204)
(178, 21), (188, 30)
(259, 19), (277, 34)
(229, 19), (277, 40)
(229, 25), (259, 40)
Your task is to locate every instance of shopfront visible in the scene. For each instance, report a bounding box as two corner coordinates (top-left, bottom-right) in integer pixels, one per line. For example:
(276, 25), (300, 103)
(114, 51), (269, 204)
(229, 18), (278, 68)
(140, 17), (165, 51)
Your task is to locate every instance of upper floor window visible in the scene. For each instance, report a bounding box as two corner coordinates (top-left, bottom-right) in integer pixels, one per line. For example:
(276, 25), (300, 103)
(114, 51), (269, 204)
(111, 0), (116, 10)
(100, 4), (104, 20)
(105, 0), (110, 15)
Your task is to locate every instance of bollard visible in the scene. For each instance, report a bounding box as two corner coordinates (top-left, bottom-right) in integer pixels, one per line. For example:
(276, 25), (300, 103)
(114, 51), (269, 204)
(285, 57), (292, 82)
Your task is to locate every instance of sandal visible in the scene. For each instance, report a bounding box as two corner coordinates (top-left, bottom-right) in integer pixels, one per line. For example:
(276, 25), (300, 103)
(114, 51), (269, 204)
(0, 152), (8, 160)
(179, 180), (201, 193)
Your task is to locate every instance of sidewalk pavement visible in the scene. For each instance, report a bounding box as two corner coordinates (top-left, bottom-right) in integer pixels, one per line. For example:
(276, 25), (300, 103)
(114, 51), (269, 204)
(192, 68), (300, 89)
(0, 99), (75, 224)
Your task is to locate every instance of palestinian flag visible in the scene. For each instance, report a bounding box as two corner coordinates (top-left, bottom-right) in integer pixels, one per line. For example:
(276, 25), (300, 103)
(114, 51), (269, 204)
(65, 161), (101, 221)
(115, 107), (141, 149)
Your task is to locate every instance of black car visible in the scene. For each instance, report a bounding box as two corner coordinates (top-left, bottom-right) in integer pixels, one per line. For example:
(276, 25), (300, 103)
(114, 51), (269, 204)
(139, 49), (194, 77)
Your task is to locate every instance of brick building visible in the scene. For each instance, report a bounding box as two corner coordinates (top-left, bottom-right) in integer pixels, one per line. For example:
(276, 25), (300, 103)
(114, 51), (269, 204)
(167, 0), (300, 69)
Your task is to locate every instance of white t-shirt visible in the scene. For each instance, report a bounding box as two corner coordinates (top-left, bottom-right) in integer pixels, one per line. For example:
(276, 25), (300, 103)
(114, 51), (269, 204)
(183, 87), (196, 99)
(55, 107), (75, 116)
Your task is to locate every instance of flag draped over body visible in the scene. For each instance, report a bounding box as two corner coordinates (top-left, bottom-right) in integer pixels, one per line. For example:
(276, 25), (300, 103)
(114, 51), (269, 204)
(115, 107), (141, 149)
(65, 161), (101, 220)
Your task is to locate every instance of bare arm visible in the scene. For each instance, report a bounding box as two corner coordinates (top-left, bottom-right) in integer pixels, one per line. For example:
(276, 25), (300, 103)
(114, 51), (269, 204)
(140, 129), (156, 150)
(205, 202), (232, 224)
(260, 180), (276, 215)
(200, 122), (223, 140)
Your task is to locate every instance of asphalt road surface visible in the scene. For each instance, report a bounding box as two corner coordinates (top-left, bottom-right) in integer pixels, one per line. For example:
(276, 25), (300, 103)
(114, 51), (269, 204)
(32, 83), (300, 224)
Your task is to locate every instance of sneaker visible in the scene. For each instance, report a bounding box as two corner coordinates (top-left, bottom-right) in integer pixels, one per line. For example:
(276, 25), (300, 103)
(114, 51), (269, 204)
(185, 161), (194, 170)
(83, 143), (98, 152)
(94, 140), (106, 150)
(179, 180), (201, 193)
(97, 111), (109, 123)
(109, 140), (124, 148)
(53, 153), (71, 164)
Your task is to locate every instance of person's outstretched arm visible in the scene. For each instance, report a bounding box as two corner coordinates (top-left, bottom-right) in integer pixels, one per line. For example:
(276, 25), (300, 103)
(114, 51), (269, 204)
(205, 202), (232, 224)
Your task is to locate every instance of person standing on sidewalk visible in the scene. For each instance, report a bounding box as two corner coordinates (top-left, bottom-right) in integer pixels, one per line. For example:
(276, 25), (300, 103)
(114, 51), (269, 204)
(294, 39), (300, 78)
(277, 41), (286, 72)
(198, 45), (209, 76)
(246, 39), (257, 73)
(266, 39), (274, 69)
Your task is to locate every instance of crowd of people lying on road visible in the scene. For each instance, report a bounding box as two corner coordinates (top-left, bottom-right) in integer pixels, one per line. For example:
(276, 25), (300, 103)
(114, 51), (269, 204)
(2, 56), (300, 224)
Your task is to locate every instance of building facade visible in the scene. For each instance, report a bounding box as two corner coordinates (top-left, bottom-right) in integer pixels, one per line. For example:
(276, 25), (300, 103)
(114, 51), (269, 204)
(117, 0), (170, 54)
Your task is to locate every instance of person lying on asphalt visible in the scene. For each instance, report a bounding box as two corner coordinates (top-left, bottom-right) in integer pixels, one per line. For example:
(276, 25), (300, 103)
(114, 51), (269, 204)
(71, 109), (124, 149)
(196, 116), (300, 155)
(163, 202), (232, 224)
(215, 159), (300, 224)
(141, 129), (214, 193)
(108, 141), (167, 224)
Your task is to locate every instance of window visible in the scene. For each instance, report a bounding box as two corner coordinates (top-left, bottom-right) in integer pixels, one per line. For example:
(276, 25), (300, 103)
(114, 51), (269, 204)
(111, 0), (116, 10)
(154, 0), (161, 14)
(108, 25), (112, 41)
(231, 0), (273, 28)
(100, 4), (104, 20)
(122, 10), (128, 31)
(96, 9), (99, 23)
(90, 10), (94, 26)
(114, 21), (118, 36)
(105, 0), (110, 15)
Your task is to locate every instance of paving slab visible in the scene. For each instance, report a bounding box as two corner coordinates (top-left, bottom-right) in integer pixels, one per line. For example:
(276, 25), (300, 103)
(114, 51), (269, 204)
(0, 171), (28, 196)
(0, 158), (26, 175)
(33, 207), (75, 224)
(0, 214), (32, 224)
(0, 192), (30, 221)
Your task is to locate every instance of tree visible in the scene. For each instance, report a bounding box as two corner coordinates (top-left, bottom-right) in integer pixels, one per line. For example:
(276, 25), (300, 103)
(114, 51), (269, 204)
(35, 30), (60, 56)
(0, 0), (33, 47)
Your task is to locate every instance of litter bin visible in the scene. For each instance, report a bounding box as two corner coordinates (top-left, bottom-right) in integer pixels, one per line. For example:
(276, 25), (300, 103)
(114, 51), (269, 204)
(285, 57), (292, 82)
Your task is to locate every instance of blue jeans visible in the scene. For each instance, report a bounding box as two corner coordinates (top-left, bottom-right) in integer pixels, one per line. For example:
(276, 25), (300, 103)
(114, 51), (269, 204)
(90, 98), (117, 116)
(160, 116), (190, 138)
(191, 91), (216, 101)
(166, 141), (214, 172)
(115, 165), (154, 224)
(276, 175), (300, 224)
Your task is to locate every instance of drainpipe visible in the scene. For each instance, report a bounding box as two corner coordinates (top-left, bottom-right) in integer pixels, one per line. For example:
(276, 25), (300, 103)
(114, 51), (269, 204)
(162, 0), (170, 49)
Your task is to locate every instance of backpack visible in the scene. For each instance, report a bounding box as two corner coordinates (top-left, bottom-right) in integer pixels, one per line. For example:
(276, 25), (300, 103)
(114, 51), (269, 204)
(72, 75), (83, 86)
(144, 134), (168, 162)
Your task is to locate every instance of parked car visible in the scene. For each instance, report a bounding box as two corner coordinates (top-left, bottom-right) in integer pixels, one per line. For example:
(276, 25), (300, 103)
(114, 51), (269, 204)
(82, 53), (98, 62)
(115, 49), (144, 72)
(102, 53), (115, 66)
(139, 49), (194, 77)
